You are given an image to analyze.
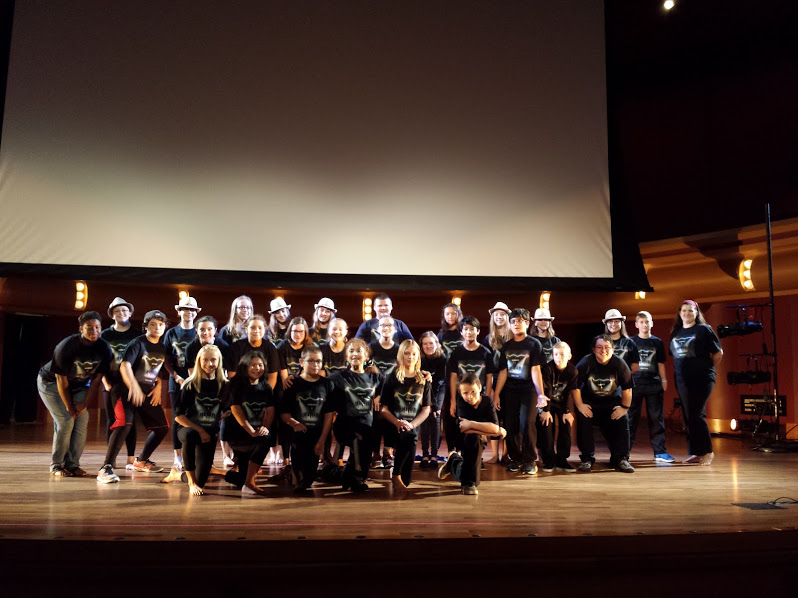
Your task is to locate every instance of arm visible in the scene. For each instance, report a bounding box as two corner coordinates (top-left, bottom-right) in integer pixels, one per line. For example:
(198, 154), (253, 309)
(563, 389), (577, 426)
(630, 362), (639, 374)
(315, 412), (334, 456)
(531, 365), (546, 408)
(449, 371), (459, 417)
(572, 387), (591, 418)
(493, 370), (507, 409)
(485, 373), (494, 400)
(711, 349), (723, 367)
(458, 418), (502, 436)
(54, 374), (78, 417)
(281, 411), (307, 433)
(612, 388), (633, 420)
(658, 362), (668, 392)
(175, 414), (211, 443)
(120, 361), (145, 406)
(231, 405), (269, 437)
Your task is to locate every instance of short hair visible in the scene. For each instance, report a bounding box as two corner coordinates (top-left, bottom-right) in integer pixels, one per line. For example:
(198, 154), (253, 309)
(78, 311), (102, 326)
(195, 315), (218, 330)
(593, 333), (614, 348)
(552, 341), (571, 355)
(301, 345), (322, 360)
(460, 315), (480, 331)
(374, 293), (392, 304)
(378, 316), (395, 327)
(636, 311), (652, 321)
(458, 373), (482, 389)
(244, 314), (267, 329)
(508, 308), (530, 322)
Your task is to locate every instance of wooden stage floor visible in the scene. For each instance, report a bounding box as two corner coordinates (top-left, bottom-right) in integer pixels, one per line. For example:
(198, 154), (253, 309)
(2, 419), (797, 594)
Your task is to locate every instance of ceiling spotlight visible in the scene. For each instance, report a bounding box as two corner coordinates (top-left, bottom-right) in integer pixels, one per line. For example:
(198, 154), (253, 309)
(452, 296), (462, 306)
(664, 0), (675, 10)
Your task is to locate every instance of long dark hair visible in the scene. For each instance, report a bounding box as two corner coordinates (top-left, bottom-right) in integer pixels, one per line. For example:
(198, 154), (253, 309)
(439, 303), (463, 334)
(670, 300), (708, 338)
(223, 351), (267, 409)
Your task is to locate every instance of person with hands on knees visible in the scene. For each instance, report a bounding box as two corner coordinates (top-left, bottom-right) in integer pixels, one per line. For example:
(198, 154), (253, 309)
(537, 342), (579, 473)
(574, 334), (634, 473)
(98, 310), (171, 483)
(438, 374), (506, 496)
(173, 344), (227, 496)
(38, 311), (112, 477)
(380, 340), (432, 497)
(280, 346), (334, 494)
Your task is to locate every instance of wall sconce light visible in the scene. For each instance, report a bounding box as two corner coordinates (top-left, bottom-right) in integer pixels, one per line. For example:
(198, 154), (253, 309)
(539, 291), (551, 311)
(635, 291), (647, 300)
(363, 297), (373, 321)
(74, 281), (88, 310)
(663, 0), (675, 10)
(178, 290), (189, 300)
(738, 259), (754, 291)
(452, 296), (462, 307)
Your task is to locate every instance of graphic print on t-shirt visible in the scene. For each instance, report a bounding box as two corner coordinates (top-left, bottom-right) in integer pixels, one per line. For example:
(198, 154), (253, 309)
(671, 336), (695, 359)
(442, 339), (461, 358)
(71, 359), (101, 382)
(109, 342), (129, 366)
(394, 388), (423, 419)
(638, 349), (656, 372)
(505, 352), (530, 380)
(297, 392), (324, 426)
(285, 355), (302, 377)
(589, 376), (617, 396)
(242, 401), (267, 428)
(550, 381), (568, 404)
(457, 361), (486, 382)
(188, 395), (221, 428)
(171, 340), (190, 368)
(372, 359), (396, 376)
(141, 355), (165, 386)
(344, 386), (375, 417)
(613, 346), (630, 363)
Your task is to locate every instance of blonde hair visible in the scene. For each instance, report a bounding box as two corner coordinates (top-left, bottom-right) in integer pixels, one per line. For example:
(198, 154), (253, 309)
(183, 344), (228, 394)
(225, 295), (253, 341)
(395, 339), (425, 385)
(488, 316), (511, 351)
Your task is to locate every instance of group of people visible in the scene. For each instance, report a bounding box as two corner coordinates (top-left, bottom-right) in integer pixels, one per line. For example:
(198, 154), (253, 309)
(37, 292), (723, 497)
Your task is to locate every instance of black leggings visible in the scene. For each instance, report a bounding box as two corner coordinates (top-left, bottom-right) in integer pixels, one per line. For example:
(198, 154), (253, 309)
(169, 391), (182, 450)
(334, 419), (375, 485)
(676, 376), (714, 456)
(103, 389), (136, 458)
(178, 427), (217, 488)
(104, 392), (168, 467)
(385, 427), (418, 486)
(225, 435), (270, 488)
(291, 428), (322, 488)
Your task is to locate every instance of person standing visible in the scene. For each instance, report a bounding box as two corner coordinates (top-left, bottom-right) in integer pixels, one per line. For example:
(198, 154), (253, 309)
(629, 311), (673, 463)
(38, 311), (112, 476)
(437, 303), (464, 358)
(670, 300), (723, 465)
(309, 297), (337, 344)
(602, 309), (640, 373)
(267, 298), (292, 344)
(530, 308), (561, 364)
(419, 331), (446, 468)
(355, 293), (413, 343)
(219, 295), (253, 345)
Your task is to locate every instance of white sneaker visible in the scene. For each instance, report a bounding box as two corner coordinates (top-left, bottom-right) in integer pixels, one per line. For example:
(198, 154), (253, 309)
(97, 464), (120, 484)
(223, 456), (235, 468)
(125, 463), (136, 471)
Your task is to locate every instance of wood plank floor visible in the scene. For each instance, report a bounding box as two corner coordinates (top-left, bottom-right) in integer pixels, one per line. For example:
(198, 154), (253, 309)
(2, 419), (797, 595)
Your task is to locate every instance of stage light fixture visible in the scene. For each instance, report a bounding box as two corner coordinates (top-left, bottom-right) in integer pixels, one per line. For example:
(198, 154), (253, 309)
(727, 370), (771, 385)
(664, 0), (675, 10)
(718, 320), (763, 338)
(362, 297), (372, 321)
(74, 281), (88, 310)
(452, 296), (462, 307)
(539, 291), (551, 311)
(730, 418), (738, 431)
(635, 291), (646, 300)
(738, 258), (754, 291)
(178, 290), (189, 300)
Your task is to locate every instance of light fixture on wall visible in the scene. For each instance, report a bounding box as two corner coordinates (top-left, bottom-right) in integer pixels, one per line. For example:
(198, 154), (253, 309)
(178, 289), (189, 300)
(363, 297), (373, 321)
(74, 281), (88, 310)
(635, 291), (647, 300)
(452, 296), (461, 307)
(738, 258), (754, 291)
(663, 0), (675, 10)
(539, 291), (551, 311)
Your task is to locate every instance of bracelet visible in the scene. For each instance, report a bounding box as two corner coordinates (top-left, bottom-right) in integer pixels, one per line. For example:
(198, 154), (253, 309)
(661, 379), (668, 382)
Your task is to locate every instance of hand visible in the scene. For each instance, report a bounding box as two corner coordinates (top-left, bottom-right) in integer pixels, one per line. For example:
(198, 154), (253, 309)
(495, 396), (501, 411)
(149, 387), (162, 406)
(292, 422), (308, 433)
(175, 376), (184, 387)
(199, 429), (211, 443)
(449, 402), (456, 418)
(577, 403), (593, 418)
(536, 395), (549, 409)
(129, 386), (145, 407)
(563, 412), (575, 426)
(458, 417), (472, 433)
(421, 370), (432, 383)
(74, 403), (89, 418)
(611, 406), (628, 420)
(373, 398), (381, 411)
(314, 440), (325, 456)
(67, 404), (78, 418)
(397, 419), (413, 432)
(539, 411), (552, 426)
(251, 426), (270, 437)
(282, 376), (295, 390)
(662, 380), (668, 392)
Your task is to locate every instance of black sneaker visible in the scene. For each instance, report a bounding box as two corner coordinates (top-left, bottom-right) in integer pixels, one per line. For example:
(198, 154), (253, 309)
(541, 464), (555, 473)
(461, 484), (478, 495)
(506, 461), (521, 473)
(521, 463), (538, 475)
(577, 461), (593, 472)
(438, 451), (459, 479)
(615, 459), (635, 473)
(556, 462), (576, 473)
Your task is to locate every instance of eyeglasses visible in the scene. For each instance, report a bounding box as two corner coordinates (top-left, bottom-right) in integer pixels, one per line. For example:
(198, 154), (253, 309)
(304, 359), (323, 364)
(594, 345), (613, 353)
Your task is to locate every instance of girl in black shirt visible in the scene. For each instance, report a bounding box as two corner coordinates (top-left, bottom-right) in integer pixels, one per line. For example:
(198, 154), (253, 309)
(321, 318), (349, 375)
(219, 295), (253, 345)
(419, 331), (446, 468)
(438, 303), (463, 358)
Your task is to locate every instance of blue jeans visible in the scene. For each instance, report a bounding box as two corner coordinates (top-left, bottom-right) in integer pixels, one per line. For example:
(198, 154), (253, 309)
(37, 376), (88, 471)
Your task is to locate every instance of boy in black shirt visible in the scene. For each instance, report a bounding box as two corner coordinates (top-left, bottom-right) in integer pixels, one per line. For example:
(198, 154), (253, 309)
(438, 374), (505, 495)
(281, 346), (334, 493)
(537, 342), (579, 473)
(574, 334), (634, 473)
(493, 308), (546, 475)
(367, 316), (399, 468)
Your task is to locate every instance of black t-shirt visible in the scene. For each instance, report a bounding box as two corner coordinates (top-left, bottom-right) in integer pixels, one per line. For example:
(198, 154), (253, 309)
(355, 317), (413, 344)
(278, 339), (309, 378)
(456, 394), (499, 426)
(39, 334), (113, 394)
(228, 339), (281, 374)
(281, 376), (335, 428)
(380, 371), (432, 421)
(497, 336), (544, 393)
(611, 336), (640, 370)
(320, 342), (348, 374)
(185, 338), (232, 374)
(368, 341), (399, 376)
(324, 370), (383, 426)
(540, 361), (578, 412)
(576, 354), (633, 404)
(437, 329), (463, 359)
(163, 325), (198, 392)
(223, 379), (275, 430)
(100, 327), (139, 385)
(421, 353), (447, 409)
(217, 324), (246, 346)
(120, 335), (169, 394)
(447, 343), (497, 395)
(670, 324), (722, 383)
(532, 335), (561, 364)
(175, 378), (224, 433)
(630, 335), (667, 387)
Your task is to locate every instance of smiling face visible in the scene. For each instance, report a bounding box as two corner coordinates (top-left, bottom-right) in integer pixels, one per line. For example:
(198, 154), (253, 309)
(492, 310), (508, 327)
(374, 298), (392, 318)
(178, 308), (197, 326)
(680, 303), (697, 327)
(459, 382), (482, 406)
(421, 336), (438, 356)
(80, 318), (102, 343)
(247, 357), (265, 383)
(199, 351), (218, 377)
(378, 317), (395, 340)
(111, 305), (131, 326)
(534, 319), (550, 333)
(235, 301), (252, 323)
(402, 345), (420, 370)
(275, 307), (290, 324)
(317, 306), (333, 324)
(290, 323), (307, 346)
(246, 319), (265, 344)
(347, 345), (367, 369)
(593, 339), (614, 365)
(197, 321), (217, 345)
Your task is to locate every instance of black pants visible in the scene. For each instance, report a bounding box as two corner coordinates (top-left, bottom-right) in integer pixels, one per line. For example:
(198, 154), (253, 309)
(291, 427), (322, 489)
(676, 376), (714, 456)
(629, 385), (666, 454)
(169, 390), (182, 450)
(225, 433), (270, 488)
(450, 433), (485, 486)
(333, 418), (375, 484)
(384, 426), (418, 486)
(536, 407), (572, 467)
(420, 410), (441, 458)
(502, 389), (537, 465)
(575, 402), (630, 466)
(104, 387), (168, 467)
(103, 388), (136, 458)
(178, 427), (217, 488)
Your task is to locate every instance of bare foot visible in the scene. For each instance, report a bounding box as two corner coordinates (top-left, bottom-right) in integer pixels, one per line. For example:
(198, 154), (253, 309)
(699, 452), (714, 466)
(391, 476), (408, 498)
(188, 483), (204, 496)
(683, 455), (700, 464)
(161, 467), (183, 483)
(485, 456), (498, 464)
(243, 483), (265, 496)
(209, 465), (227, 476)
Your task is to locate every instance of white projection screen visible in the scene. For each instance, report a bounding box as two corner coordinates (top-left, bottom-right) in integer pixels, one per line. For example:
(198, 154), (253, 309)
(0, 1), (614, 286)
